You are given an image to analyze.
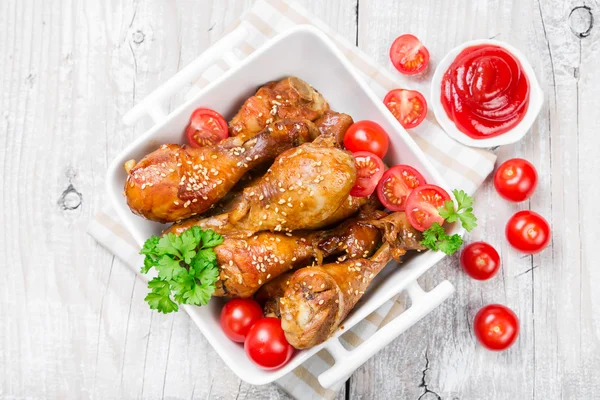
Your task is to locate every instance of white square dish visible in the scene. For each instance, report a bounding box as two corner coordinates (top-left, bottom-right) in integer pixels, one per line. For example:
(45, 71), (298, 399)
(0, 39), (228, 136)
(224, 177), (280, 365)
(106, 25), (458, 388)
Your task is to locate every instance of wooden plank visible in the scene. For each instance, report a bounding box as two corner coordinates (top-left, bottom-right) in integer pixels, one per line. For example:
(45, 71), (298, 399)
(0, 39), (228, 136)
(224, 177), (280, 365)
(351, 0), (600, 399)
(3, 0), (599, 399)
(0, 0), (354, 399)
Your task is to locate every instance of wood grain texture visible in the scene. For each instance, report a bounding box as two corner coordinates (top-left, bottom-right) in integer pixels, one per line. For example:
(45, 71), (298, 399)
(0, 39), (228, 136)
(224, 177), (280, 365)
(0, 0), (598, 399)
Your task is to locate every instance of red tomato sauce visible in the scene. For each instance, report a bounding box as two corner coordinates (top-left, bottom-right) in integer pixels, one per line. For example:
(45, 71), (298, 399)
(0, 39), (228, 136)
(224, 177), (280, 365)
(441, 44), (530, 139)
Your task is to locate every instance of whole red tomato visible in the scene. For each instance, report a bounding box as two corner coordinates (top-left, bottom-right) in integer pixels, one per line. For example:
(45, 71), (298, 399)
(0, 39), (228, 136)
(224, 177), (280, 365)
(494, 158), (538, 202)
(460, 242), (501, 280)
(343, 120), (389, 158)
(474, 304), (519, 351)
(245, 318), (294, 370)
(506, 211), (551, 254)
(220, 298), (263, 343)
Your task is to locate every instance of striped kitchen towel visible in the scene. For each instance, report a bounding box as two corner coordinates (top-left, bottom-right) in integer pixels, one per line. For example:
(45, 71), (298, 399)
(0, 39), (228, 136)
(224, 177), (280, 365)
(88, 0), (496, 398)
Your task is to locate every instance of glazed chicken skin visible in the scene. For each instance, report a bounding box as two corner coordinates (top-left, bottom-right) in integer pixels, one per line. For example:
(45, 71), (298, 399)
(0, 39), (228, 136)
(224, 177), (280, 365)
(229, 77), (329, 142)
(213, 232), (314, 298)
(255, 207), (386, 317)
(227, 135), (356, 232)
(280, 244), (393, 349)
(312, 194), (375, 230)
(168, 188), (377, 235)
(164, 111), (359, 235)
(124, 119), (318, 223)
(227, 110), (357, 232)
(368, 211), (426, 257)
(201, 165), (269, 218)
(313, 110), (354, 146)
(212, 205), (386, 298)
(265, 212), (426, 349)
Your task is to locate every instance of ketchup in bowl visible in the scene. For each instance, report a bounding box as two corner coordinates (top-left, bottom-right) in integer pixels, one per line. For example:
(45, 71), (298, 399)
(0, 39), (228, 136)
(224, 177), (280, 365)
(440, 44), (530, 139)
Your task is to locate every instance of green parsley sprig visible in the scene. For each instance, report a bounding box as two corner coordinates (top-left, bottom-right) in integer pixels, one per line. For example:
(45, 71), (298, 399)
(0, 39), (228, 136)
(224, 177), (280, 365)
(438, 189), (478, 232)
(420, 189), (477, 255)
(140, 226), (224, 314)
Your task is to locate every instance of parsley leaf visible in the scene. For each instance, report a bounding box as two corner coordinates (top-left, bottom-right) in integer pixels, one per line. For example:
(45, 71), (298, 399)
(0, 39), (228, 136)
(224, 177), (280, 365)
(183, 283), (213, 306)
(421, 188), (477, 254)
(140, 235), (160, 256)
(145, 278), (178, 314)
(437, 233), (464, 255)
(139, 226), (223, 314)
(156, 235), (183, 259)
(420, 222), (464, 255)
(421, 223), (446, 251)
(437, 189), (478, 232)
(199, 229), (224, 248)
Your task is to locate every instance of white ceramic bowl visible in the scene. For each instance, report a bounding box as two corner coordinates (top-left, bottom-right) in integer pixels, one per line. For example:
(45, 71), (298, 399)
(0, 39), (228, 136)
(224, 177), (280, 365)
(430, 39), (543, 148)
(107, 25), (457, 388)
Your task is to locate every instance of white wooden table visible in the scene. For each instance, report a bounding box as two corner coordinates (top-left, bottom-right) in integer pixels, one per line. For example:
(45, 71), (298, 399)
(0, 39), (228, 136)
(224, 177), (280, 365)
(1, 0), (599, 398)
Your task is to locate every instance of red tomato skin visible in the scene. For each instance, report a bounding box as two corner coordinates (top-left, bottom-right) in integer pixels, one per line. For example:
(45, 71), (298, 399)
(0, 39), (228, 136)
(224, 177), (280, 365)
(376, 164), (427, 211)
(220, 299), (263, 343)
(389, 34), (430, 75)
(343, 121), (389, 158)
(505, 211), (551, 254)
(474, 304), (520, 351)
(494, 158), (538, 202)
(405, 184), (451, 231)
(185, 108), (229, 148)
(460, 242), (501, 280)
(383, 89), (428, 129)
(244, 318), (294, 370)
(350, 151), (385, 198)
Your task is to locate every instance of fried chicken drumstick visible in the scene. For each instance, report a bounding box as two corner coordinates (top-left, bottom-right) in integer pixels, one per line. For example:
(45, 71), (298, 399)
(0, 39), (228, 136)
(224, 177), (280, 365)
(280, 243), (392, 348)
(124, 119), (318, 223)
(212, 205), (386, 298)
(164, 111), (359, 235)
(229, 77), (329, 141)
(257, 212), (426, 349)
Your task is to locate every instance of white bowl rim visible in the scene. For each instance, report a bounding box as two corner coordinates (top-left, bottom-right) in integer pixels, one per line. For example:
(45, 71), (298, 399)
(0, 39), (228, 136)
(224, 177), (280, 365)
(106, 24), (459, 386)
(430, 39), (543, 148)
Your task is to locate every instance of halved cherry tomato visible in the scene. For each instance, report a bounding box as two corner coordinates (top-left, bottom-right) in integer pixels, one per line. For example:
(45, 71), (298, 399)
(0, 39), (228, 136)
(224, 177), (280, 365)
(389, 34), (430, 75)
(460, 242), (501, 280)
(220, 298), (264, 343)
(245, 318), (294, 370)
(474, 304), (519, 351)
(185, 108), (229, 147)
(384, 89), (428, 129)
(506, 211), (551, 254)
(405, 184), (450, 231)
(494, 158), (538, 202)
(350, 151), (385, 198)
(376, 165), (426, 211)
(343, 120), (389, 159)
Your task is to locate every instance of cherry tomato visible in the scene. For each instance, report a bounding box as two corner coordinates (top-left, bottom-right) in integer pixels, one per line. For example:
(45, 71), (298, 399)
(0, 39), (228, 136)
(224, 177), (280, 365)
(384, 89), (428, 129)
(460, 242), (501, 280)
(245, 318), (294, 370)
(185, 108), (229, 147)
(389, 34), (430, 75)
(220, 298), (263, 343)
(494, 158), (538, 202)
(350, 151), (385, 197)
(343, 120), (389, 158)
(474, 304), (519, 351)
(376, 165), (426, 211)
(506, 211), (551, 254)
(405, 184), (450, 231)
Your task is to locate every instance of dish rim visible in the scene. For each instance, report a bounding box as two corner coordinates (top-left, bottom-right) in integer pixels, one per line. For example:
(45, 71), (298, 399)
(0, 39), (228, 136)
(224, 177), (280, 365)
(106, 24), (458, 385)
